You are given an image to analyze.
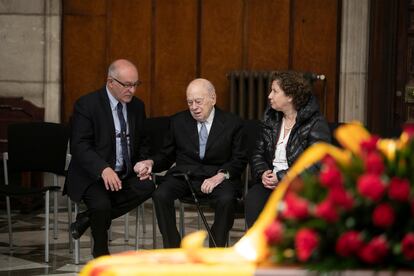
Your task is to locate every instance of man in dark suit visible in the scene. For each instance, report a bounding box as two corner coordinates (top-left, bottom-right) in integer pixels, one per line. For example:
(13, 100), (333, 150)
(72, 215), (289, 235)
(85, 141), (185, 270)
(134, 78), (247, 248)
(65, 59), (155, 258)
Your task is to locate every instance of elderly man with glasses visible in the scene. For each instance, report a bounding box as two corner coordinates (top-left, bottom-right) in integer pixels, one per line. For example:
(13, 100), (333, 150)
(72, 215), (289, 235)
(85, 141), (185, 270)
(65, 59), (155, 258)
(135, 78), (247, 248)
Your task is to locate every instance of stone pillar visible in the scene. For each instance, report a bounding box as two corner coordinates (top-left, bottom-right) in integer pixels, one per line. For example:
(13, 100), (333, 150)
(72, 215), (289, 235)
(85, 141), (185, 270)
(0, 0), (61, 122)
(338, 0), (370, 124)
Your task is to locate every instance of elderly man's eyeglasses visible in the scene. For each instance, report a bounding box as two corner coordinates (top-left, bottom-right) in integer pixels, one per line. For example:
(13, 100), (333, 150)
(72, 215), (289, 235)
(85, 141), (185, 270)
(111, 77), (142, 89)
(187, 98), (204, 106)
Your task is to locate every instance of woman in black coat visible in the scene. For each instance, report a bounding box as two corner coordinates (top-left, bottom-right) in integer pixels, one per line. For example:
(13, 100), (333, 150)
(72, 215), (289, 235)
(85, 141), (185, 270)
(245, 71), (331, 228)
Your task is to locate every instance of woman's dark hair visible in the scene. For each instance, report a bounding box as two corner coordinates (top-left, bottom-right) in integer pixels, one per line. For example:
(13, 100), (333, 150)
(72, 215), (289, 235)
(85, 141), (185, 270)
(270, 71), (312, 110)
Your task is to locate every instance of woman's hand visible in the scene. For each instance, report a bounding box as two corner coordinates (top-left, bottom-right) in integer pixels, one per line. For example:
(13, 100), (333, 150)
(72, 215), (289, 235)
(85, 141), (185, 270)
(261, 170), (279, 190)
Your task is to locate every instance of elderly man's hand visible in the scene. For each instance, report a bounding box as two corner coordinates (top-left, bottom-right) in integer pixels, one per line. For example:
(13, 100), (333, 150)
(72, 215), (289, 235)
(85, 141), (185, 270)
(101, 167), (122, 191)
(133, 160), (154, 180)
(200, 173), (226, 194)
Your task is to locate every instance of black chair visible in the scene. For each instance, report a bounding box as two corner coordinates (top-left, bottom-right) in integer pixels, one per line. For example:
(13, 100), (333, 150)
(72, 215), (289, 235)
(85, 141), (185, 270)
(144, 116), (171, 156)
(328, 122), (344, 147)
(144, 116), (171, 248)
(1, 122), (69, 262)
(231, 119), (261, 237)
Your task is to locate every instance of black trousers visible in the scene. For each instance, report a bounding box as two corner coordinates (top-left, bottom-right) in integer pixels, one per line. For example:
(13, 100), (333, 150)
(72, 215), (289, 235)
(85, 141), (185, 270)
(82, 174), (155, 257)
(244, 183), (272, 228)
(152, 175), (238, 248)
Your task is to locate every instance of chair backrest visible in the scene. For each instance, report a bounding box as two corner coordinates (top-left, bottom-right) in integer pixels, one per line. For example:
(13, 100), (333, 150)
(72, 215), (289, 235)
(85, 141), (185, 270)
(242, 119), (261, 191)
(328, 122), (344, 148)
(7, 122), (69, 175)
(144, 116), (170, 156)
(243, 119), (261, 156)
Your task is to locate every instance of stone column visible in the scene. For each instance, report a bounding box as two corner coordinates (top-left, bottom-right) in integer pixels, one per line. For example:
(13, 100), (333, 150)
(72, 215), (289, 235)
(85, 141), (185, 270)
(0, 0), (61, 122)
(338, 0), (370, 124)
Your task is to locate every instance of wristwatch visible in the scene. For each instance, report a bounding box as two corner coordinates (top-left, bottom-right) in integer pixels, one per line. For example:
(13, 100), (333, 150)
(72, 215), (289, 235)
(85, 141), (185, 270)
(218, 169), (230, 180)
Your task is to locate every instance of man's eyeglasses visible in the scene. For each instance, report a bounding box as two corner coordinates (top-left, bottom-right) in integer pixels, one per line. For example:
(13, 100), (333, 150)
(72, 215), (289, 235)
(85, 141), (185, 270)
(187, 98), (204, 106)
(111, 77), (142, 89)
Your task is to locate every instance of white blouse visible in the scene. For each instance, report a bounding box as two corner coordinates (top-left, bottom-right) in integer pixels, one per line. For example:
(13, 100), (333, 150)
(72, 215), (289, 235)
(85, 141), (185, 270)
(272, 120), (291, 175)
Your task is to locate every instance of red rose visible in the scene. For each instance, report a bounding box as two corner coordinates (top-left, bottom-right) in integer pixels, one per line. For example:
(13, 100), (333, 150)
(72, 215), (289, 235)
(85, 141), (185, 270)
(401, 233), (414, 261)
(319, 165), (343, 189)
(360, 136), (380, 153)
(315, 199), (338, 223)
(335, 231), (363, 257)
(328, 187), (354, 210)
(295, 228), (319, 262)
(357, 174), (386, 201)
(372, 203), (395, 228)
(402, 123), (414, 138)
(364, 152), (384, 175)
(322, 154), (337, 167)
(264, 220), (284, 245)
(282, 192), (309, 220)
(388, 177), (411, 202)
(358, 236), (389, 264)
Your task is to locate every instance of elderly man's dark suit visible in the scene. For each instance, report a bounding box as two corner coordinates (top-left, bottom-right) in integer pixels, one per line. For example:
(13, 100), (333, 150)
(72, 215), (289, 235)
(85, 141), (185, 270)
(65, 87), (155, 257)
(152, 108), (247, 247)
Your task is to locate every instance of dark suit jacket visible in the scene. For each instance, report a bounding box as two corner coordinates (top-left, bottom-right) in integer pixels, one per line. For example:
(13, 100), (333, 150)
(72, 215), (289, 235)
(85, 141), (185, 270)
(65, 87), (148, 202)
(152, 108), (247, 180)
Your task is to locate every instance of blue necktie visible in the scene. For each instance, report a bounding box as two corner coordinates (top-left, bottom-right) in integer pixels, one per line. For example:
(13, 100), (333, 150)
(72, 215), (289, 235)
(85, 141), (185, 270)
(116, 102), (131, 177)
(199, 122), (208, 159)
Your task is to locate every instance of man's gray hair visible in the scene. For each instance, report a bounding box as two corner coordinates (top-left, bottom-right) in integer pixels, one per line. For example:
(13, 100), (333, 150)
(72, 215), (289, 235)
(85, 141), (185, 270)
(108, 62), (118, 78)
(203, 79), (216, 97)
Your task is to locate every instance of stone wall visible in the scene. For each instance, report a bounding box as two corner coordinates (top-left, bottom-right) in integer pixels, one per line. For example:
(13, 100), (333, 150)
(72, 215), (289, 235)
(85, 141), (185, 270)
(0, 0), (61, 122)
(338, 0), (370, 124)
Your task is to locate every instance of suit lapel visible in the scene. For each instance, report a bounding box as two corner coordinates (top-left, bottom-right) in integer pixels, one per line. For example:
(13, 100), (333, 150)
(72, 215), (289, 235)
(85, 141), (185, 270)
(99, 89), (116, 144)
(184, 111), (199, 149)
(206, 108), (225, 152)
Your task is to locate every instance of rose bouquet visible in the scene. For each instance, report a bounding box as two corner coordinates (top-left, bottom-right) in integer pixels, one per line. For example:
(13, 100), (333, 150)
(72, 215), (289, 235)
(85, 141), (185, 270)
(264, 123), (414, 271)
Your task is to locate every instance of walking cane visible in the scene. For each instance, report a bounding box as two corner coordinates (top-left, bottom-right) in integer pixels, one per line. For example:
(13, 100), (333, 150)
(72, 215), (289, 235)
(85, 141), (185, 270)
(173, 172), (217, 247)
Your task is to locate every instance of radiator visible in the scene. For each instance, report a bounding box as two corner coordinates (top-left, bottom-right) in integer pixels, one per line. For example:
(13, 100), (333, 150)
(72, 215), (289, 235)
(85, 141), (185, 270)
(228, 71), (274, 120)
(228, 70), (327, 120)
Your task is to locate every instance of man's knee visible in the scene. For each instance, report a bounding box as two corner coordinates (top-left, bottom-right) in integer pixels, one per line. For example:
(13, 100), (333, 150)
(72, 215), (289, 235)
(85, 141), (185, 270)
(213, 193), (237, 208)
(138, 179), (156, 194)
(152, 185), (172, 203)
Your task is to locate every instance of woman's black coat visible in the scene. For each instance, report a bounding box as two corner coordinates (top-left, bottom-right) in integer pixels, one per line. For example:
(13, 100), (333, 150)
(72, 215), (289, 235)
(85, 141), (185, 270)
(251, 95), (331, 183)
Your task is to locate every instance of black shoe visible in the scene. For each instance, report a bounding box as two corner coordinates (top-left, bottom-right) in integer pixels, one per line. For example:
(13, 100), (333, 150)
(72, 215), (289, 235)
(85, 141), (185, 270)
(93, 250), (110, 258)
(70, 211), (90, 240)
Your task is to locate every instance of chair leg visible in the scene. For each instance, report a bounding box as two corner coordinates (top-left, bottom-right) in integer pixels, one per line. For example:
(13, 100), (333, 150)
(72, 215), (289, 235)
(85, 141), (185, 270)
(74, 203), (80, 265)
(179, 201), (185, 237)
(140, 204), (146, 233)
(45, 191), (50, 263)
(67, 197), (73, 253)
(53, 175), (59, 240)
(135, 207), (139, 250)
(124, 213), (129, 242)
(108, 225), (112, 241)
(152, 203), (157, 249)
(6, 195), (13, 252)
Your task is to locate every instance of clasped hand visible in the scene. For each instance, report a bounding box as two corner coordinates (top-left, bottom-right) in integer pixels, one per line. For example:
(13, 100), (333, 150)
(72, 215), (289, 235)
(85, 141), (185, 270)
(261, 170), (278, 190)
(133, 160), (154, 180)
